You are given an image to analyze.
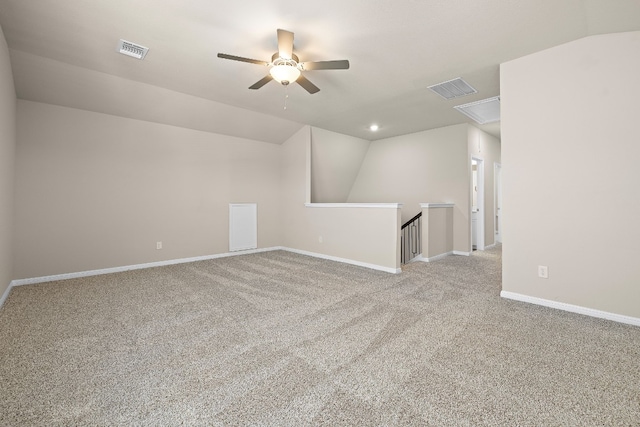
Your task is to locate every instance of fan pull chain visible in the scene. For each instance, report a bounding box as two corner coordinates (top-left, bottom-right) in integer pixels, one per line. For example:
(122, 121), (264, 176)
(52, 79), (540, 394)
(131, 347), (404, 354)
(283, 85), (289, 110)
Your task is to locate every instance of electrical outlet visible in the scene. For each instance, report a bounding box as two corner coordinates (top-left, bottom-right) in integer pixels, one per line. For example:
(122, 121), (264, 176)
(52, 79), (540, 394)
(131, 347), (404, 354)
(318, 236), (323, 243)
(538, 265), (548, 279)
(156, 241), (162, 250)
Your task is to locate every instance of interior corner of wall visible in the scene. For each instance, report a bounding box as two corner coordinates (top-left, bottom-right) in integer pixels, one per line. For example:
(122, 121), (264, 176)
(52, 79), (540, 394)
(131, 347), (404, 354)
(305, 128), (312, 204)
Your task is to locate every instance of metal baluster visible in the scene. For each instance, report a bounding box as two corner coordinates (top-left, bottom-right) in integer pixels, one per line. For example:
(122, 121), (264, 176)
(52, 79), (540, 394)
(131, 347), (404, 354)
(401, 212), (422, 265)
(417, 217), (421, 256)
(410, 224), (417, 255)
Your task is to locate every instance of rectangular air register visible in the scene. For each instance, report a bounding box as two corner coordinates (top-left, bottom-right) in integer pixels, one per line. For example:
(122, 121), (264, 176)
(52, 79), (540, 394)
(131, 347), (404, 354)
(428, 77), (477, 100)
(117, 39), (149, 60)
(454, 96), (501, 124)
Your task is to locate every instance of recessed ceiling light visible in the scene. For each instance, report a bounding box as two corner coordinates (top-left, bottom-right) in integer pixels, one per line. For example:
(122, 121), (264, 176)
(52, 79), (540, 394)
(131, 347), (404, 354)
(369, 124), (379, 131)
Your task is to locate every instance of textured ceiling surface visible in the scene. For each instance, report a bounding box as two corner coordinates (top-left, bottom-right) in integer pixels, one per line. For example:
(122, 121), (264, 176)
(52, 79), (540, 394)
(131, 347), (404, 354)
(1, 0), (639, 143)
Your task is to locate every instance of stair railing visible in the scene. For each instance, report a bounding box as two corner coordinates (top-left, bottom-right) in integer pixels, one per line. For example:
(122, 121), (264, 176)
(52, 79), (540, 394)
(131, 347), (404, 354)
(400, 212), (422, 264)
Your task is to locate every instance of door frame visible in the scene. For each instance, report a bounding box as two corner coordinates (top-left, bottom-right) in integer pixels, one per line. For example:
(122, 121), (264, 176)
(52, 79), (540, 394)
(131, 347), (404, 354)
(471, 156), (485, 251)
(494, 162), (502, 243)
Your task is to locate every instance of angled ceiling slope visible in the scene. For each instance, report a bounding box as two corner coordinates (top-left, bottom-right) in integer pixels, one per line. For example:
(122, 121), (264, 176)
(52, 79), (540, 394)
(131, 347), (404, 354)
(1, 0), (639, 142)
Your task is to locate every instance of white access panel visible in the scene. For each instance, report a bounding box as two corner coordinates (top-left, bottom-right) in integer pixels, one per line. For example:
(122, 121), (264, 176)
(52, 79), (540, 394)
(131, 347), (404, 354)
(229, 203), (257, 252)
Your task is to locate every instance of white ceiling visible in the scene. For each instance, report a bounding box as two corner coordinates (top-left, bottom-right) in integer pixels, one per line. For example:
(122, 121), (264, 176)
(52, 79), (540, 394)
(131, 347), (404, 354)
(1, 0), (639, 143)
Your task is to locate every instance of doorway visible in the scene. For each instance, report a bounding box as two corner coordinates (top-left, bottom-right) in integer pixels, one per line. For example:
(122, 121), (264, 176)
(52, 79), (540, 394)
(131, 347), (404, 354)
(471, 157), (485, 251)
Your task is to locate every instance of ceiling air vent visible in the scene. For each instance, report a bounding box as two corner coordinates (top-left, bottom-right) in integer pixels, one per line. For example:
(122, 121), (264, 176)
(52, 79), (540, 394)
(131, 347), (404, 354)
(117, 39), (149, 60)
(454, 96), (501, 124)
(428, 77), (477, 100)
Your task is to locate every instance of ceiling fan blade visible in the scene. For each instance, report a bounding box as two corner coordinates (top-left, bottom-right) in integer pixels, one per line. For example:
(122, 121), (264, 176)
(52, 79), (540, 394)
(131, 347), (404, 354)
(277, 29), (294, 59)
(297, 74), (320, 94)
(300, 60), (350, 71)
(249, 75), (273, 90)
(217, 53), (269, 66)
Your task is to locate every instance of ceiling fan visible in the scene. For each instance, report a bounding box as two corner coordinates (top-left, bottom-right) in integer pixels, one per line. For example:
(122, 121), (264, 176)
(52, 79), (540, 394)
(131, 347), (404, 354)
(217, 29), (349, 94)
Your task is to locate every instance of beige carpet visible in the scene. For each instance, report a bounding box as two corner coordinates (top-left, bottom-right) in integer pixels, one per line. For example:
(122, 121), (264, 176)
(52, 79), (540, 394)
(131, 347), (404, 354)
(1, 246), (639, 426)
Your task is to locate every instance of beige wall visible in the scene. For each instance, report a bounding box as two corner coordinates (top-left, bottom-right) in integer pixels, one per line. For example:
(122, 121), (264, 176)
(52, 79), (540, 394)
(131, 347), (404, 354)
(281, 127), (401, 272)
(468, 126), (501, 247)
(280, 126), (313, 249)
(501, 31), (640, 318)
(13, 109), (401, 280)
(301, 205), (401, 271)
(14, 101), (283, 279)
(422, 206), (454, 259)
(310, 127), (370, 203)
(8, 84), (500, 282)
(0, 25), (16, 297)
(347, 124), (471, 252)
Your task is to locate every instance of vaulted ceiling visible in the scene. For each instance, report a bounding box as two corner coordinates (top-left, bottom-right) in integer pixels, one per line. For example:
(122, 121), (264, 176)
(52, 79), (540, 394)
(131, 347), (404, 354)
(1, 0), (639, 143)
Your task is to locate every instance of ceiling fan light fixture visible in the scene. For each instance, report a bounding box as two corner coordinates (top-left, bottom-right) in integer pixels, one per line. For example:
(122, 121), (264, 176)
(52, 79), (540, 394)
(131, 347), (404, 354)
(269, 64), (301, 85)
(217, 29), (347, 94)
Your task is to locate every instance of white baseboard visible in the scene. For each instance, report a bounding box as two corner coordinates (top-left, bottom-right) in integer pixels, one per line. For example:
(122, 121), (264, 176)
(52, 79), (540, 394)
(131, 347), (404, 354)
(406, 254), (424, 264)
(500, 291), (640, 327)
(281, 247), (401, 274)
(9, 247), (283, 288)
(416, 251), (453, 263)
(0, 282), (12, 308)
(0, 246), (401, 308)
(453, 250), (471, 256)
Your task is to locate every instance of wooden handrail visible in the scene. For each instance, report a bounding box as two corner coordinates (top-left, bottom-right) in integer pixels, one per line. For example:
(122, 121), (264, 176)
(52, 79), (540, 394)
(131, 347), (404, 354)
(401, 211), (422, 230)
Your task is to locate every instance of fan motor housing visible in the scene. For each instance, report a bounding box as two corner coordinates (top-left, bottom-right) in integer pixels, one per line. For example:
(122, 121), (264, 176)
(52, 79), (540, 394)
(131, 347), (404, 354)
(272, 53), (299, 62)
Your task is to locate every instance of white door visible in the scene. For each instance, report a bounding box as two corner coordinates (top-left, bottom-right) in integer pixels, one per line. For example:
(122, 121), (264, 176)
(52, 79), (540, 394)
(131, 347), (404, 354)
(494, 163), (502, 243)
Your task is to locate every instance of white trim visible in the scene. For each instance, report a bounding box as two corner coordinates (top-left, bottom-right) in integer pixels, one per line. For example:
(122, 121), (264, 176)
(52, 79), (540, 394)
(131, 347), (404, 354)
(1, 245), (401, 308)
(9, 247), (283, 287)
(471, 155), (485, 251)
(409, 252), (454, 263)
(419, 203), (454, 208)
(484, 242), (497, 249)
(494, 162), (502, 244)
(304, 203), (403, 209)
(500, 291), (640, 327)
(420, 251), (454, 262)
(281, 247), (401, 274)
(406, 254), (425, 264)
(0, 282), (13, 307)
(453, 250), (471, 256)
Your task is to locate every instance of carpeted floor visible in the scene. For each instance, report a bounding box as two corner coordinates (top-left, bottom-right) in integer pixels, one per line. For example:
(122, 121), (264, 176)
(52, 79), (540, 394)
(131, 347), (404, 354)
(0, 246), (639, 426)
